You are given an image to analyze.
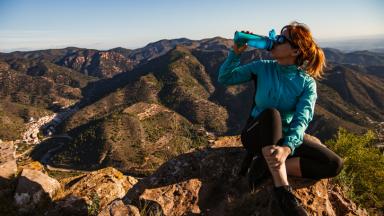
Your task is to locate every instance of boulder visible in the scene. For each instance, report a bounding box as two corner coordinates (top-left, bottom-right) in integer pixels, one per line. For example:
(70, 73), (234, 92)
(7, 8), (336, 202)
(329, 185), (368, 216)
(46, 167), (138, 215)
(14, 168), (61, 213)
(0, 141), (17, 185)
(45, 195), (88, 216)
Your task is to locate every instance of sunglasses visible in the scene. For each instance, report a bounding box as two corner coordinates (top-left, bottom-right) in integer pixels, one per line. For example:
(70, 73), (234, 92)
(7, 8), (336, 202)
(275, 35), (297, 47)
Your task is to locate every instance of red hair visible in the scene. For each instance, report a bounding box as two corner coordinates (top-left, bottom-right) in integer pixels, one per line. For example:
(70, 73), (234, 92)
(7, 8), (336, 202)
(282, 22), (326, 79)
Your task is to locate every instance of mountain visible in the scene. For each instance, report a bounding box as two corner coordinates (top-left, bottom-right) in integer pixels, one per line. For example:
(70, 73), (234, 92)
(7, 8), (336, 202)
(11, 45), (382, 174)
(39, 102), (208, 176)
(324, 48), (384, 65)
(1, 39), (383, 142)
(0, 59), (96, 140)
(34, 46), (229, 173)
(1, 40), (383, 165)
(0, 37), (233, 80)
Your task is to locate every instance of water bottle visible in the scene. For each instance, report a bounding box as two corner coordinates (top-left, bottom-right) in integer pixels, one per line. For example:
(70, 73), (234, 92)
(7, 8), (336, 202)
(234, 29), (276, 51)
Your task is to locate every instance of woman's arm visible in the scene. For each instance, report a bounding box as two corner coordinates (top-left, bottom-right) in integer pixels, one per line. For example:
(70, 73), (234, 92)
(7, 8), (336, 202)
(282, 78), (317, 155)
(218, 47), (261, 86)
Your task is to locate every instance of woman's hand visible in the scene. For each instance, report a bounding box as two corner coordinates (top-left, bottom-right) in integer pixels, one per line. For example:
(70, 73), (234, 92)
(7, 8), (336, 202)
(232, 43), (247, 55)
(262, 145), (292, 171)
(232, 30), (253, 55)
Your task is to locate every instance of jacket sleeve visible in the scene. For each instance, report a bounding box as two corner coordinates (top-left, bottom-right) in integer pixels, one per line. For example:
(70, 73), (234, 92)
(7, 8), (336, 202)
(282, 78), (317, 155)
(218, 49), (261, 85)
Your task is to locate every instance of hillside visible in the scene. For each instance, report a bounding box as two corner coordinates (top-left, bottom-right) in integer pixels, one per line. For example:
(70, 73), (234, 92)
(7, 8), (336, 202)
(1, 39), (383, 144)
(44, 102), (209, 175)
(0, 37), (383, 141)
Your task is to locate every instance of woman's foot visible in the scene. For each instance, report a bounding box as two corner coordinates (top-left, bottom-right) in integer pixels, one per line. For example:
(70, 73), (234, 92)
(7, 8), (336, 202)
(248, 154), (269, 190)
(274, 186), (308, 216)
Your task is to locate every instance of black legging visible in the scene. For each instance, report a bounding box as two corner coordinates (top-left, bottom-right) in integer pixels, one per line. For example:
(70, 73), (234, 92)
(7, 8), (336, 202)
(240, 108), (343, 180)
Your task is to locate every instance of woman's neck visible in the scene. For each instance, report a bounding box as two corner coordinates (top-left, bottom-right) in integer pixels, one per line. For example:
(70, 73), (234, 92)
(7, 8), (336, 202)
(275, 57), (296, 66)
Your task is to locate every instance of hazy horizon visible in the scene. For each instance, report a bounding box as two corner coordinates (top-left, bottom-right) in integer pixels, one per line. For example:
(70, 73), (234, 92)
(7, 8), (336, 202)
(1, 34), (384, 53)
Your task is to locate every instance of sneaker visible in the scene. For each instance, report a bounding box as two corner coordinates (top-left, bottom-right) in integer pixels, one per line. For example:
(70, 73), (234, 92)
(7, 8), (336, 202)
(274, 186), (308, 216)
(247, 154), (269, 190)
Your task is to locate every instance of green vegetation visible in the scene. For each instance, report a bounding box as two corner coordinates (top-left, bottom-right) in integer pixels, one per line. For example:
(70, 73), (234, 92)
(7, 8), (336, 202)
(87, 192), (100, 216)
(141, 109), (208, 165)
(61, 73), (162, 133)
(138, 200), (163, 216)
(167, 50), (210, 100)
(326, 128), (384, 213)
(157, 51), (229, 135)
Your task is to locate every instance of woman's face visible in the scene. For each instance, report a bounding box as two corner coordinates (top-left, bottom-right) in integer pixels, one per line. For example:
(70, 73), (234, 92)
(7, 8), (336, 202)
(270, 29), (299, 64)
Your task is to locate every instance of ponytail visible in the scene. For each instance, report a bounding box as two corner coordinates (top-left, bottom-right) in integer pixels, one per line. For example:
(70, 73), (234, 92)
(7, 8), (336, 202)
(304, 43), (326, 79)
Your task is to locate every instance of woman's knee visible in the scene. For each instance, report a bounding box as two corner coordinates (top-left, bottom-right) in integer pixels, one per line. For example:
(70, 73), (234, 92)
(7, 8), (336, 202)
(329, 156), (344, 177)
(262, 108), (281, 119)
(259, 108), (281, 127)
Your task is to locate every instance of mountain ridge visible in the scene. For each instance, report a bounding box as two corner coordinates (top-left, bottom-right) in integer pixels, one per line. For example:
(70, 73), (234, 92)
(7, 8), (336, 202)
(1, 38), (383, 141)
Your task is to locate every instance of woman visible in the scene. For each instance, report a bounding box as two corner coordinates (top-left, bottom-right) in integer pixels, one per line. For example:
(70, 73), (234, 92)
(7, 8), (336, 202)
(218, 22), (343, 215)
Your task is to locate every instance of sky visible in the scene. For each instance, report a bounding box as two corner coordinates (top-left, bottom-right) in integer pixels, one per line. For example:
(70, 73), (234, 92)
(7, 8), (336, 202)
(0, 0), (383, 52)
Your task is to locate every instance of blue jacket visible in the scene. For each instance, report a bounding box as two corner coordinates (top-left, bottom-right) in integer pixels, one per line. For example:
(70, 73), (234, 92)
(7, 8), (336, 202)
(218, 50), (317, 155)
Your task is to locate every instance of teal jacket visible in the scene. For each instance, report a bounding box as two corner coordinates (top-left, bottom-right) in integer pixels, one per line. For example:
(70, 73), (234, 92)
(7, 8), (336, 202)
(218, 50), (317, 155)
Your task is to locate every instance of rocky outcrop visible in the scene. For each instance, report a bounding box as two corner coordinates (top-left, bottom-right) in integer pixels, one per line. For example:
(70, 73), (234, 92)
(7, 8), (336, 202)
(46, 167), (138, 215)
(58, 50), (138, 78)
(2, 137), (368, 215)
(120, 139), (367, 215)
(329, 185), (368, 216)
(0, 141), (17, 185)
(14, 168), (61, 213)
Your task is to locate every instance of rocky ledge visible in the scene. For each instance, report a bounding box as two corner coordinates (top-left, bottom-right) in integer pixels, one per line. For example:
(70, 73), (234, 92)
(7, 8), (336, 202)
(2, 137), (367, 216)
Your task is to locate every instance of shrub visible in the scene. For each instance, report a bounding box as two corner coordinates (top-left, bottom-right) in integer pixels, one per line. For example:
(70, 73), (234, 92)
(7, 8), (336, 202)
(326, 128), (384, 213)
(87, 192), (100, 216)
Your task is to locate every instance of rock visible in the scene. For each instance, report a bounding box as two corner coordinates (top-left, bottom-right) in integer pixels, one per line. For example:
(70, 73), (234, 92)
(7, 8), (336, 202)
(45, 195), (88, 216)
(0, 61), (10, 71)
(47, 167), (138, 215)
(98, 199), (140, 216)
(0, 160), (17, 183)
(139, 178), (201, 215)
(14, 168), (61, 213)
(21, 161), (46, 173)
(329, 185), (368, 216)
(211, 136), (241, 148)
(0, 141), (17, 184)
(123, 142), (365, 216)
